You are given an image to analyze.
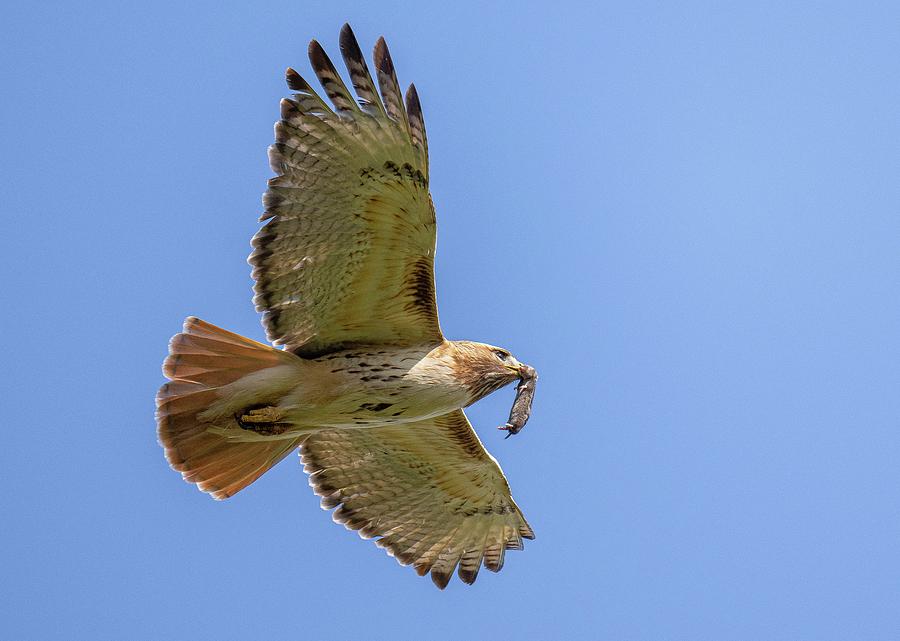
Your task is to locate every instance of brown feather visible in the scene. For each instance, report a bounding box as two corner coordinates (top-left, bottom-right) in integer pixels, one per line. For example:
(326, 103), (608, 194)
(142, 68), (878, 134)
(158, 27), (537, 591)
(307, 39), (358, 113)
(253, 27), (440, 356)
(339, 23), (386, 116)
(405, 83), (428, 171)
(373, 36), (411, 134)
(300, 410), (533, 588)
(157, 318), (303, 500)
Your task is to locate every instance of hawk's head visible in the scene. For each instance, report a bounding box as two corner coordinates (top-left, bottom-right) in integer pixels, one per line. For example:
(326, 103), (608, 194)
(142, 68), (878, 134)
(451, 341), (527, 404)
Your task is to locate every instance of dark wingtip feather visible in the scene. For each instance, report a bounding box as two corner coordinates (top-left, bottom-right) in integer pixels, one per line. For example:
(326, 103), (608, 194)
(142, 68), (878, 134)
(430, 568), (452, 590)
(338, 22), (385, 114)
(374, 36), (399, 91)
(307, 39), (335, 81)
(405, 83), (428, 166)
(405, 83), (422, 116)
(372, 35), (409, 130)
(307, 38), (357, 112)
(307, 39), (333, 79)
(373, 36), (394, 76)
(339, 23), (357, 52)
(307, 38), (324, 60)
(284, 66), (334, 118)
(457, 565), (480, 585)
(279, 97), (298, 120)
(285, 67), (304, 91)
(484, 545), (506, 573)
(405, 83), (424, 134)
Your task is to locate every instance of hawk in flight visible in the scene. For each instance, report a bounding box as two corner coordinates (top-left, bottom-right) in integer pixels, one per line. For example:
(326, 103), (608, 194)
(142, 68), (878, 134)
(157, 24), (537, 589)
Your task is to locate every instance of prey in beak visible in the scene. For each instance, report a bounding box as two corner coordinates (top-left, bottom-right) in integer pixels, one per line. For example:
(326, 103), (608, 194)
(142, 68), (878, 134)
(498, 363), (538, 439)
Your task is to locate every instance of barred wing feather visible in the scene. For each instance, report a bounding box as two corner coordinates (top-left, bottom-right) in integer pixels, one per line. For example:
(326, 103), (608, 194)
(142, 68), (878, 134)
(253, 24), (440, 357)
(301, 409), (534, 588)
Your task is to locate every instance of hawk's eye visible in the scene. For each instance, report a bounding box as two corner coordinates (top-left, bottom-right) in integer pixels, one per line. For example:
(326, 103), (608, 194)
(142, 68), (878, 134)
(493, 350), (509, 362)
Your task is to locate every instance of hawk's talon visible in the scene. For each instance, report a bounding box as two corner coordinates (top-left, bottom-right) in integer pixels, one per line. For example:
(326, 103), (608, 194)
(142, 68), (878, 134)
(498, 423), (522, 439)
(236, 405), (291, 435)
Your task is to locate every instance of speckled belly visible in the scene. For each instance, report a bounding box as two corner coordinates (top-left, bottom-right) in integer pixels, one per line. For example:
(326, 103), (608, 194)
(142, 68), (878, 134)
(281, 344), (469, 429)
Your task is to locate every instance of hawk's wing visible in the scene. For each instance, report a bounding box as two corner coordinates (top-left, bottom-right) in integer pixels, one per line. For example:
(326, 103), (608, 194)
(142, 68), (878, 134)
(253, 25), (441, 357)
(301, 409), (535, 589)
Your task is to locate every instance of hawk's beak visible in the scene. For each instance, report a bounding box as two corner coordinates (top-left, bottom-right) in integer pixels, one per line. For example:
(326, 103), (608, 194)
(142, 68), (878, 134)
(511, 361), (534, 379)
(502, 358), (523, 376)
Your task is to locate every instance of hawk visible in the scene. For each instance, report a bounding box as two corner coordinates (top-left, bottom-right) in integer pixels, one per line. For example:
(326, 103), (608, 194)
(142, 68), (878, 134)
(157, 24), (538, 589)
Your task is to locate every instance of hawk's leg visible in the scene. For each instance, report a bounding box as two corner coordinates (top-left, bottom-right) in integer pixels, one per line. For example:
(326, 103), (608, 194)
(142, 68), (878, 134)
(236, 405), (292, 436)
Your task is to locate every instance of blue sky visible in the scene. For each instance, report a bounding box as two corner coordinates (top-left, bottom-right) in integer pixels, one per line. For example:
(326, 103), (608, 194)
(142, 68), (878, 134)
(2, 1), (898, 639)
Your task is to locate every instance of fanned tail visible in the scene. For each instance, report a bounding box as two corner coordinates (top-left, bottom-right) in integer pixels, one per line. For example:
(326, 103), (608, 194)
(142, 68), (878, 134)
(156, 317), (303, 499)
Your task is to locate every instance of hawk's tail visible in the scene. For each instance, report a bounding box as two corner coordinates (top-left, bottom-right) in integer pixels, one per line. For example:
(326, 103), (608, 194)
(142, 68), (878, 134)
(156, 317), (303, 500)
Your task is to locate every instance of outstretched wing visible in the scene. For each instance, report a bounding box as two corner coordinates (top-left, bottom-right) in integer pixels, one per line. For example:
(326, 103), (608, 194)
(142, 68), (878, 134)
(301, 410), (535, 589)
(253, 24), (441, 357)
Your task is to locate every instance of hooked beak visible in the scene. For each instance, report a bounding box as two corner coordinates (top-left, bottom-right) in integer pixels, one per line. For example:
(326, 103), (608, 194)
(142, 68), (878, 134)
(505, 360), (534, 380)
(502, 357), (523, 375)
(516, 362), (536, 380)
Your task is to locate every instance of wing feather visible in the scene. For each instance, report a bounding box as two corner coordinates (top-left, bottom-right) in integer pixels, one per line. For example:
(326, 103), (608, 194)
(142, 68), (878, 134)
(301, 410), (534, 589)
(253, 27), (440, 356)
(285, 68), (335, 117)
(374, 36), (411, 135)
(405, 84), (428, 174)
(307, 39), (359, 113)
(339, 24), (387, 116)
(454, 518), (490, 584)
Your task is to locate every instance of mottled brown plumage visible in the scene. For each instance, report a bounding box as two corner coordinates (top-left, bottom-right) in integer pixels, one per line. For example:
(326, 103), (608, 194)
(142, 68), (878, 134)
(157, 24), (537, 589)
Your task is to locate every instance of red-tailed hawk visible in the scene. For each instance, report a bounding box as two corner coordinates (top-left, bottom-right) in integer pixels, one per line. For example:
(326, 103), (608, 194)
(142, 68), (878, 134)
(157, 24), (537, 589)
